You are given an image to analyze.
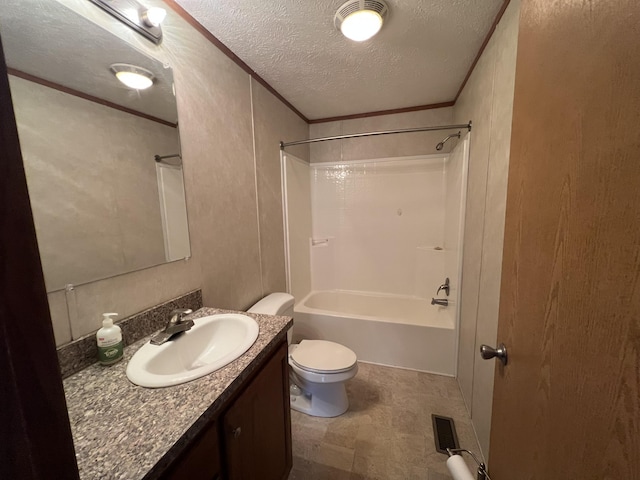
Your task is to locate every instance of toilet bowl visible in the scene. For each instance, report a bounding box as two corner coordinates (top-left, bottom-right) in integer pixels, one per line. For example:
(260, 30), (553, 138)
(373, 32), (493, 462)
(247, 293), (358, 417)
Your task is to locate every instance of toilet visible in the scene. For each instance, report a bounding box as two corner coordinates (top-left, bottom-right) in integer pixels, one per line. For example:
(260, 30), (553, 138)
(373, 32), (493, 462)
(248, 293), (358, 417)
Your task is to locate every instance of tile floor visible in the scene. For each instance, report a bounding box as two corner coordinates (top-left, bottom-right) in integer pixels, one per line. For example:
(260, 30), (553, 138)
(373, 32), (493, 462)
(288, 362), (481, 480)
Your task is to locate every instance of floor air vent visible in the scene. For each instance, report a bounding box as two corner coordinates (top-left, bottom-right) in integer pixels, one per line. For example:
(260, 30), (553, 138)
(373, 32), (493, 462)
(431, 414), (460, 454)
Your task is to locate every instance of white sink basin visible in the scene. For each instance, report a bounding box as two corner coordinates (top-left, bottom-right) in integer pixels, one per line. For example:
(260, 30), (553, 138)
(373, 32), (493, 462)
(126, 314), (259, 388)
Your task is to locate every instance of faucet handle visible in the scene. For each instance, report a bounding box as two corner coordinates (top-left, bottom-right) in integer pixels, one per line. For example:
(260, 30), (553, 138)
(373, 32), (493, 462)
(169, 308), (193, 324)
(436, 278), (450, 296)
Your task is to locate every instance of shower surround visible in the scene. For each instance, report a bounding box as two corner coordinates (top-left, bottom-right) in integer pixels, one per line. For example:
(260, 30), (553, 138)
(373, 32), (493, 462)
(283, 141), (468, 374)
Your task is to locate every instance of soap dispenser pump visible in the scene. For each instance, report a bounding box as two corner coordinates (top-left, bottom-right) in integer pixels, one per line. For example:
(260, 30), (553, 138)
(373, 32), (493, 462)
(96, 313), (123, 365)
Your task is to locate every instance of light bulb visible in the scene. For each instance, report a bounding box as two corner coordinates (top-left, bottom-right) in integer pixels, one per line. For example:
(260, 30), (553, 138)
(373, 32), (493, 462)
(340, 10), (383, 42)
(115, 71), (153, 89)
(142, 7), (166, 27)
(110, 64), (155, 90)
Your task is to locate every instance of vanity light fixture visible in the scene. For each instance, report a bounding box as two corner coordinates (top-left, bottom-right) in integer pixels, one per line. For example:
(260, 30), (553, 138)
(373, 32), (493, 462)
(141, 7), (167, 28)
(334, 0), (389, 42)
(89, 0), (166, 44)
(110, 64), (155, 90)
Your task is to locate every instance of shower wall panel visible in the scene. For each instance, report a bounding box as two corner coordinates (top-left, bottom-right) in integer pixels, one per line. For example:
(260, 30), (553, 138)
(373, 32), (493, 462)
(310, 156), (447, 298)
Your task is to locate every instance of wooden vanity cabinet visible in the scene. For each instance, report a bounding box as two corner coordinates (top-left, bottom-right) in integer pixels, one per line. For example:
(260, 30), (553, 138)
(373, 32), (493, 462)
(162, 340), (291, 480)
(222, 341), (292, 480)
(163, 420), (222, 480)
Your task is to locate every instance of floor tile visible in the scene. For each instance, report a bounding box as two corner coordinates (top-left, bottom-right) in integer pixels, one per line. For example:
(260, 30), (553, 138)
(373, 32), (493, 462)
(288, 362), (481, 480)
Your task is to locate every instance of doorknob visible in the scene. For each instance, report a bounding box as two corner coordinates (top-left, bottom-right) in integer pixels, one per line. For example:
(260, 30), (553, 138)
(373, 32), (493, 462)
(480, 343), (508, 365)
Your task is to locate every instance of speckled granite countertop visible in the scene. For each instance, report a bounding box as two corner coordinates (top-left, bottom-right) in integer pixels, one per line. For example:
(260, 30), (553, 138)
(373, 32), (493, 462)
(63, 307), (292, 480)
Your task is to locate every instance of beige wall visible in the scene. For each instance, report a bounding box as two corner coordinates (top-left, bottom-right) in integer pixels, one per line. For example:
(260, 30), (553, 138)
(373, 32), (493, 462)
(251, 80), (309, 302)
(11, 76), (176, 292)
(453, 0), (521, 459)
(44, 0), (308, 345)
(309, 107), (455, 163)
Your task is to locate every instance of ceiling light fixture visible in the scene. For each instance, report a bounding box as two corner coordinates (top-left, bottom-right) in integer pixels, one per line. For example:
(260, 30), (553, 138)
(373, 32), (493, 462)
(110, 64), (155, 90)
(89, 0), (165, 44)
(334, 0), (389, 42)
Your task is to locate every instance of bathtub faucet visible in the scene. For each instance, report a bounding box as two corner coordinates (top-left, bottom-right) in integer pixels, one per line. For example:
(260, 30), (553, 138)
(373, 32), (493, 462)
(436, 278), (450, 296)
(431, 298), (448, 307)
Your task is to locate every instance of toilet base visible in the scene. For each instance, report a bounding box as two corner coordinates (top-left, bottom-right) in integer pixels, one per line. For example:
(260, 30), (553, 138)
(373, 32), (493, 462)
(289, 371), (350, 417)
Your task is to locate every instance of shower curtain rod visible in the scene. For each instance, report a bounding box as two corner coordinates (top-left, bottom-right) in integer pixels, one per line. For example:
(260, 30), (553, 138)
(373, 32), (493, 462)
(280, 121), (471, 150)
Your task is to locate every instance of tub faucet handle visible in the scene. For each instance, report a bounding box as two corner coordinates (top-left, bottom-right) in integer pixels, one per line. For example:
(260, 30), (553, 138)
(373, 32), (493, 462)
(436, 278), (450, 297)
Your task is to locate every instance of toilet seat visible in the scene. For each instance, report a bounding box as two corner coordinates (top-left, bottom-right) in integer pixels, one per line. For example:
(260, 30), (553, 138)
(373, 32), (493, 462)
(290, 340), (357, 374)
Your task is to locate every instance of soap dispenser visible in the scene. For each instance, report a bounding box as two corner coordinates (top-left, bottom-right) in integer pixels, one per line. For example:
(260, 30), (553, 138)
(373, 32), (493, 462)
(96, 313), (123, 365)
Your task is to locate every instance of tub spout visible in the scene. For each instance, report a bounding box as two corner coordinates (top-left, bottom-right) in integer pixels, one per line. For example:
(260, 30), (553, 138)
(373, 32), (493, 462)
(431, 298), (448, 307)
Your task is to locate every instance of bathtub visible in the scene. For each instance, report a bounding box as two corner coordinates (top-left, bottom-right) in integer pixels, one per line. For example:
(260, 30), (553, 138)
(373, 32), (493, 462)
(293, 290), (456, 375)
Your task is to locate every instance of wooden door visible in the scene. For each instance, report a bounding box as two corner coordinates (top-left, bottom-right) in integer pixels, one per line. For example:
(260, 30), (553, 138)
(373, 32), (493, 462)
(489, 1), (640, 478)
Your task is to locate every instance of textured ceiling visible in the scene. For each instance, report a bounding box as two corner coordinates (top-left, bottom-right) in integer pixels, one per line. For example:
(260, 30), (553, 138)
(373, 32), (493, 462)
(0, 0), (177, 123)
(176, 0), (504, 120)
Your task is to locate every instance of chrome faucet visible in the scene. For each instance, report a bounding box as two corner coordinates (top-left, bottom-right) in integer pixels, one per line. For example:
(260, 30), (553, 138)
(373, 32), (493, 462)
(150, 309), (194, 345)
(436, 277), (450, 296)
(432, 278), (450, 307)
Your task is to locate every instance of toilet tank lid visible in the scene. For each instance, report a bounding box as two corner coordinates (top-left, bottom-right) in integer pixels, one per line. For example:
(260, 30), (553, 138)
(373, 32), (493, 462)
(247, 292), (294, 315)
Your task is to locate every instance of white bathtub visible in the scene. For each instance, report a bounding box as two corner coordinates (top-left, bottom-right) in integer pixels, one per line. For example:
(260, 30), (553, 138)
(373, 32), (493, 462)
(293, 290), (456, 375)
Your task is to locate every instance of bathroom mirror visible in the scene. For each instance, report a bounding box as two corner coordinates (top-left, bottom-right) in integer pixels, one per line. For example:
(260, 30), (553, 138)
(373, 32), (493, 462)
(0, 0), (191, 292)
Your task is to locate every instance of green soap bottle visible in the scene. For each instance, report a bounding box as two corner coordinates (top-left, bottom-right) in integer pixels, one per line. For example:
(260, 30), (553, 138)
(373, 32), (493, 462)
(96, 313), (123, 365)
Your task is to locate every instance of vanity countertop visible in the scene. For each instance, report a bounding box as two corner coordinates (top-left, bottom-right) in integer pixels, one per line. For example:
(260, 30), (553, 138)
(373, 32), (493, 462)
(62, 307), (292, 480)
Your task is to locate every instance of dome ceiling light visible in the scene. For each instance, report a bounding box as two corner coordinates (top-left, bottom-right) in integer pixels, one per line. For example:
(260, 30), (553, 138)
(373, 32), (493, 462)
(334, 0), (389, 42)
(110, 64), (155, 90)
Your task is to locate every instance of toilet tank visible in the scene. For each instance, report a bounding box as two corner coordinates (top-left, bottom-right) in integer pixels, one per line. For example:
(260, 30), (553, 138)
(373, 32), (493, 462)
(247, 293), (295, 317)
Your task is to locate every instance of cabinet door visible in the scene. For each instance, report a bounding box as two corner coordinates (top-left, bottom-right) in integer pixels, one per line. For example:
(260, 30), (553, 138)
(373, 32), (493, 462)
(163, 420), (221, 480)
(223, 342), (291, 480)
